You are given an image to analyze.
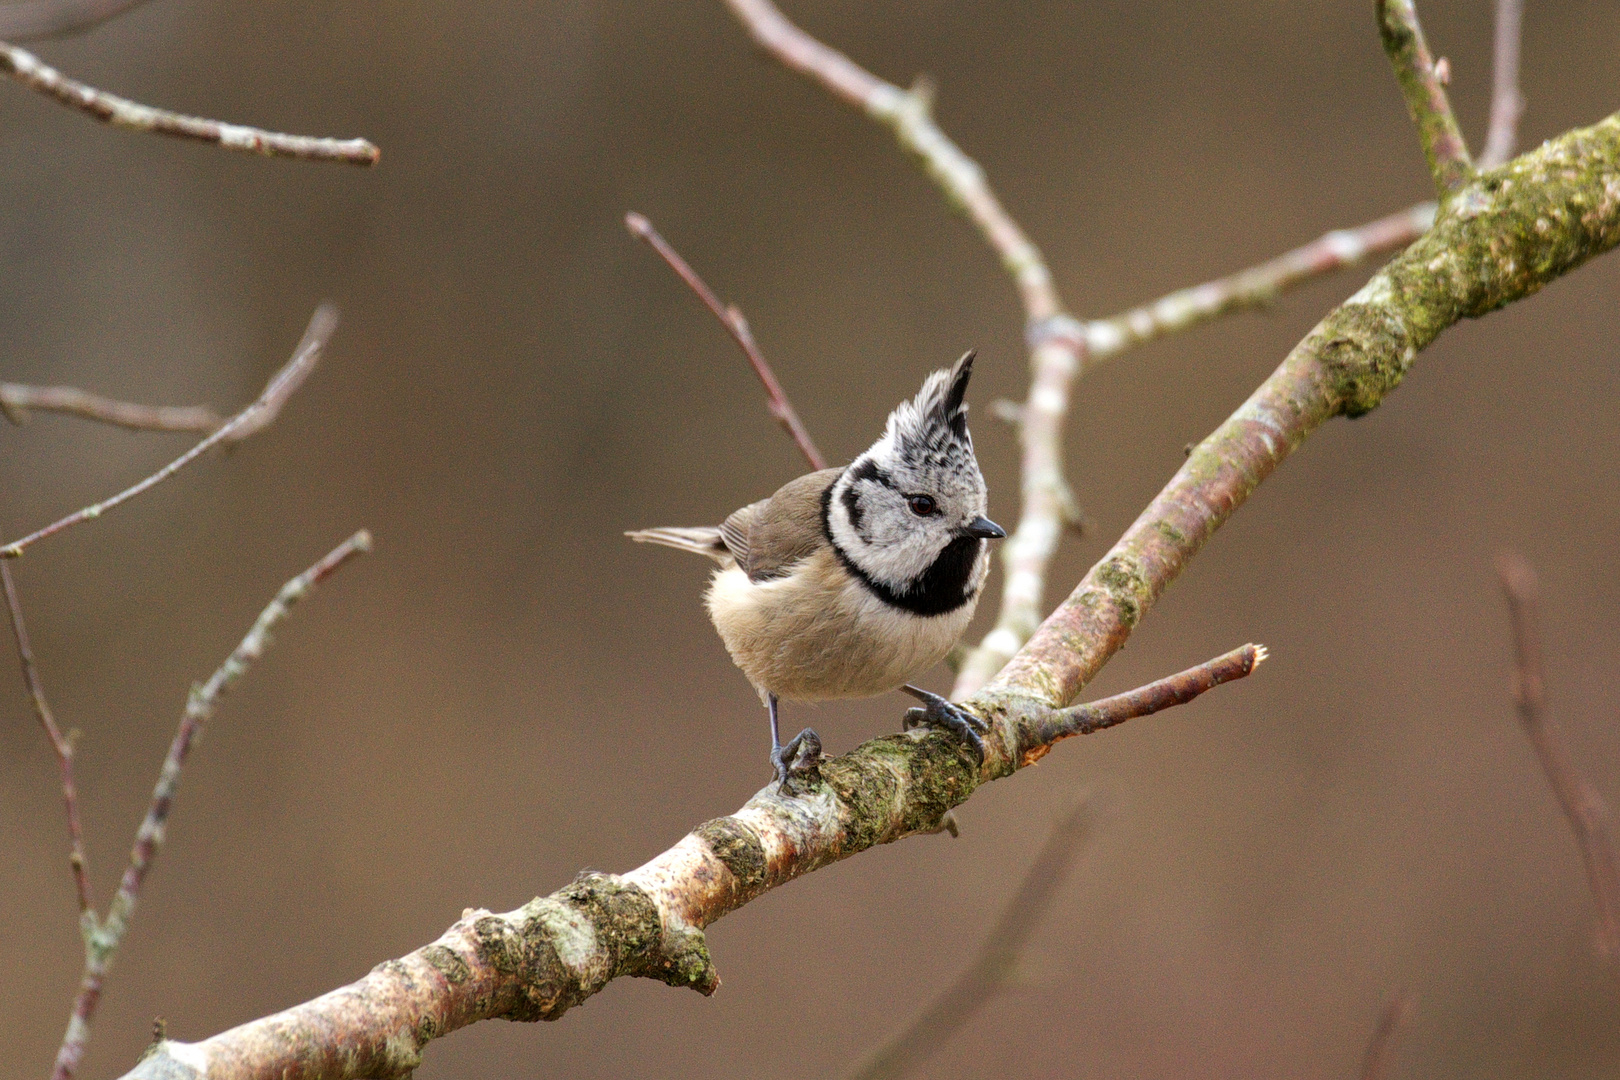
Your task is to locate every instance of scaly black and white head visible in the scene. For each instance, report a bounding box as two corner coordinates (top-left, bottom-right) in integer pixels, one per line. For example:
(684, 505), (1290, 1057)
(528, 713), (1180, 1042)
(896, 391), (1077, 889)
(822, 351), (1005, 616)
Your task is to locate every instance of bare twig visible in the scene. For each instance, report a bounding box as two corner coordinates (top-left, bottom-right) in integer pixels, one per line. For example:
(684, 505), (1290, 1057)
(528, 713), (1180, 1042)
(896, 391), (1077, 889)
(1376, 0), (1473, 196)
(1479, 0), (1525, 168)
(1018, 644), (1266, 767)
(0, 0), (153, 41)
(50, 531), (372, 1080)
(1, 304), (337, 559)
(625, 212), (826, 471)
(0, 383), (221, 433)
(0, 42), (379, 164)
(1, 560), (92, 915)
(1359, 992), (1413, 1080)
(1082, 203), (1438, 361)
(846, 799), (1091, 1080)
(1495, 552), (1620, 975)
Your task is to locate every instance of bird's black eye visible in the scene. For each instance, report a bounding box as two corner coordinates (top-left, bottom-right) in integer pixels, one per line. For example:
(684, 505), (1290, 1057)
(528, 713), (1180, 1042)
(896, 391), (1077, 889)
(906, 494), (937, 517)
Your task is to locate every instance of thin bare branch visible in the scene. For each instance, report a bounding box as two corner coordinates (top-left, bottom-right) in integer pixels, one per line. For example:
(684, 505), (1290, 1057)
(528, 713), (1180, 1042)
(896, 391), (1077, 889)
(51, 531), (372, 1080)
(624, 212), (826, 470)
(0, 0), (153, 41)
(1377, 0), (1473, 196)
(1495, 552), (1620, 977)
(0, 42), (379, 164)
(2, 304), (337, 560)
(1, 560), (92, 915)
(1359, 992), (1413, 1080)
(0, 382), (221, 433)
(1479, 0), (1525, 168)
(1082, 203), (1438, 361)
(1018, 644), (1266, 767)
(846, 799), (1091, 1080)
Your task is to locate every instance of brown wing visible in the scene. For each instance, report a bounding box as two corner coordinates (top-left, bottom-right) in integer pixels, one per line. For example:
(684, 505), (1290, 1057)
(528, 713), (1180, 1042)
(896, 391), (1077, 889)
(722, 467), (842, 582)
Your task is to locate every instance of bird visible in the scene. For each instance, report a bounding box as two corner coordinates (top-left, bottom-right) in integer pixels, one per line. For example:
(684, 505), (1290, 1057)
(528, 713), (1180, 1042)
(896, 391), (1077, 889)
(628, 350), (1006, 791)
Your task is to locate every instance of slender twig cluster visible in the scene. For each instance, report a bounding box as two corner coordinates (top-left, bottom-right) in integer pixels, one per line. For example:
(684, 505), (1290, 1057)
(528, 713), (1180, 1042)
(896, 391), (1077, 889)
(2, 305), (336, 559)
(41, 532), (370, 1080)
(3, 309), (365, 1080)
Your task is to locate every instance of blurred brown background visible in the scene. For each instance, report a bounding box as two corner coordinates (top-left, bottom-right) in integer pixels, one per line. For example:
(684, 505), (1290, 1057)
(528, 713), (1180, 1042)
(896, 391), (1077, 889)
(3, 1), (1619, 1077)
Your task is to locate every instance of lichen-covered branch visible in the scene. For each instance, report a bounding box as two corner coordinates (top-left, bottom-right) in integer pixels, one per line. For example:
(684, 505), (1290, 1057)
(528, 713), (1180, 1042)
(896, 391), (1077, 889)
(625, 212), (826, 471)
(2, 305), (337, 559)
(1496, 552), (1620, 979)
(1377, 0), (1473, 197)
(984, 114), (1620, 710)
(53, 532), (371, 1080)
(845, 799), (1091, 1080)
(0, 383), (221, 433)
(120, 639), (1252, 1080)
(1, 561), (93, 915)
(0, 42), (379, 164)
(1479, 0), (1525, 169)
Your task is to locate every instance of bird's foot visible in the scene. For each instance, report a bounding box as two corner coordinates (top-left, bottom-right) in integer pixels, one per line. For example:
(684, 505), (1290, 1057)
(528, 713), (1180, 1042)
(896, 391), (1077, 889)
(901, 685), (987, 766)
(771, 727), (823, 794)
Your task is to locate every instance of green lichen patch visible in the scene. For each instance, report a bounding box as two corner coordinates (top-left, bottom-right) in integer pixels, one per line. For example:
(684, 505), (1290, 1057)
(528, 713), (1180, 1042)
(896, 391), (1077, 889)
(1093, 555), (1149, 628)
(820, 730), (978, 851)
(695, 816), (768, 896)
(419, 945), (470, 986)
(557, 873), (663, 978)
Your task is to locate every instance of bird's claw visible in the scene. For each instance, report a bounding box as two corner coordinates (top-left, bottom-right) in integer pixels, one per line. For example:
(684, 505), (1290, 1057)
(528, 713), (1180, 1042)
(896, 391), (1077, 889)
(771, 727), (823, 793)
(901, 685), (987, 765)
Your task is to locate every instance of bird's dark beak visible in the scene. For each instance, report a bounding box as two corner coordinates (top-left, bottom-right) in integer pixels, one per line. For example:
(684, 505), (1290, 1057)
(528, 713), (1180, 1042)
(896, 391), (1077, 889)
(962, 516), (1007, 539)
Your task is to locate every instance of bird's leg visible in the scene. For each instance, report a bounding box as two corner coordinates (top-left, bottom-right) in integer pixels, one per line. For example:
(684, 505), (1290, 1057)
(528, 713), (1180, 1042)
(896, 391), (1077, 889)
(767, 692), (822, 792)
(901, 684), (987, 765)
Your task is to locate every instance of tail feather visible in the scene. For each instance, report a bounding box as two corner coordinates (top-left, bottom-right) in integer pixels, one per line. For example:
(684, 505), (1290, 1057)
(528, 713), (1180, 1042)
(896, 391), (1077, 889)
(626, 526), (732, 566)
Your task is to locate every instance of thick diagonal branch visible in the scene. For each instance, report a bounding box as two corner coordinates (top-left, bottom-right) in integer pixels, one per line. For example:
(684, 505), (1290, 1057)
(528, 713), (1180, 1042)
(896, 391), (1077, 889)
(1496, 552), (1620, 977)
(0, 42), (379, 164)
(52, 532), (371, 1080)
(1377, 0), (1472, 197)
